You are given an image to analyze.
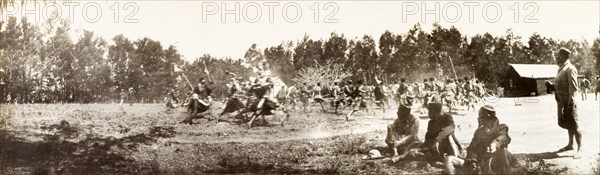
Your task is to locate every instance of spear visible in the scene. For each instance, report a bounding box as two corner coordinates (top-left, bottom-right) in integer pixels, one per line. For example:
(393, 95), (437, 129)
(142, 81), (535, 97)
(447, 54), (459, 81)
(202, 60), (213, 82)
(174, 64), (193, 90)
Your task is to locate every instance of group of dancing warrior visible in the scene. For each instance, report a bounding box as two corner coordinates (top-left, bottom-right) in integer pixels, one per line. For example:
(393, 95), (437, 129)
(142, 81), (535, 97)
(275, 76), (491, 121)
(165, 70), (493, 124)
(164, 69), (285, 127)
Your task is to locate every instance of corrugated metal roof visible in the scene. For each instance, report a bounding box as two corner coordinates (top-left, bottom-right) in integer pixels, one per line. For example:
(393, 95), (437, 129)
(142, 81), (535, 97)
(509, 64), (558, 79)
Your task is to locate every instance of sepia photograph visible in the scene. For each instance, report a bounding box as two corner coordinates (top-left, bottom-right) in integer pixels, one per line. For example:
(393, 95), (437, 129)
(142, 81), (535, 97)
(0, 0), (599, 174)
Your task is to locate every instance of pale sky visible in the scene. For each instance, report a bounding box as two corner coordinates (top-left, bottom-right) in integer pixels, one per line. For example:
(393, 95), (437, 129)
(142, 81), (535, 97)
(2, 1), (599, 62)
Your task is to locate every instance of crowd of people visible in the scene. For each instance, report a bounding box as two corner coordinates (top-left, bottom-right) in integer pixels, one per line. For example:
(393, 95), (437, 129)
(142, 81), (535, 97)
(271, 76), (494, 121)
(0, 43), (595, 174)
(376, 47), (586, 174)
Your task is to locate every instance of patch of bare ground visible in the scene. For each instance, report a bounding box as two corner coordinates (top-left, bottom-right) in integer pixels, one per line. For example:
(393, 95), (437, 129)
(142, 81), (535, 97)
(0, 95), (598, 174)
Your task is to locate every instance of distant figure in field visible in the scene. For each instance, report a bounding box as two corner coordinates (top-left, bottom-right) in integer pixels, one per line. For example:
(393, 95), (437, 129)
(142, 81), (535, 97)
(442, 79), (457, 113)
(374, 77), (388, 114)
(285, 84), (299, 111)
(554, 48), (582, 159)
(5, 93), (11, 104)
(330, 82), (344, 114)
(300, 82), (310, 112)
(596, 76), (600, 101)
(311, 82), (326, 112)
(119, 89), (127, 106)
(392, 81), (400, 106)
(127, 87), (134, 105)
(580, 77), (590, 101)
(166, 86), (180, 108)
(346, 80), (366, 121)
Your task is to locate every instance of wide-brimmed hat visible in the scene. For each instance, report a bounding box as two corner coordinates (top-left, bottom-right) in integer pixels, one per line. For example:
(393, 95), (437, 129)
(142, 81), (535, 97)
(362, 149), (384, 160)
(559, 47), (571, 55)
(481, 105), (495, 112)
(480, 105), (496, 117)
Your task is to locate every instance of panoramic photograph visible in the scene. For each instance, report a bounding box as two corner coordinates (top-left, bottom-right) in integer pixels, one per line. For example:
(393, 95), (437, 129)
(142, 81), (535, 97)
(0, 0), (599, 174)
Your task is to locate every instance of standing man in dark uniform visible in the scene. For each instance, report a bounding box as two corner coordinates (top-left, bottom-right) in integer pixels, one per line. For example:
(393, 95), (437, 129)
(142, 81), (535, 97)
(554, 48), (582, 159)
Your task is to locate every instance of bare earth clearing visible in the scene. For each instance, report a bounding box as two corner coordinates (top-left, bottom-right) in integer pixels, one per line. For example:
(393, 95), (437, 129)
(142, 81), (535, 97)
(0, 95), (598, 174)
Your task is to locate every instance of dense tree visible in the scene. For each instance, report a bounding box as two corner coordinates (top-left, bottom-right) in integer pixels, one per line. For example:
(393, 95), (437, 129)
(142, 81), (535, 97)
(348, 35), (378, 83)
(72, 30), (109, 102)
(525, 33), (555, 64)
(378, 30), (395, 81)
(293, 35), (324, 70)
(323, 32), (348, 65)
(592, 34), (600, 76)
(264, 42), (295, 84)
(395, 24), (433, 81)
(2, 16), (598, 103)
(108, 34), (135, 93)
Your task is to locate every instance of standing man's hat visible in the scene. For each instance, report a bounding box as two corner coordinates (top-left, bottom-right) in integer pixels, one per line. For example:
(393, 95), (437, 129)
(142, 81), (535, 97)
(559, 47), (571, 55)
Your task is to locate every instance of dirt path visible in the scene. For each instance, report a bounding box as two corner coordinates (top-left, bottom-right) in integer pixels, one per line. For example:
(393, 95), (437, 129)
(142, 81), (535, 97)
(169, 118), (390, 144)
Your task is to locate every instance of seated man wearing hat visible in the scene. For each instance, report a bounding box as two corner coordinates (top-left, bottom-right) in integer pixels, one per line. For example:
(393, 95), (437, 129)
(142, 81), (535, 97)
(392, 98), (461, 163)
(445, 105), (518, 174)
(386, 97), (420, 159)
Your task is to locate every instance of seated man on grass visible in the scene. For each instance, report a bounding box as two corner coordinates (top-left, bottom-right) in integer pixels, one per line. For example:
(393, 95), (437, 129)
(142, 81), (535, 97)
(385, 96), (420, 158)
(391, 98), (462, 164)
(444, 105), (520, 174)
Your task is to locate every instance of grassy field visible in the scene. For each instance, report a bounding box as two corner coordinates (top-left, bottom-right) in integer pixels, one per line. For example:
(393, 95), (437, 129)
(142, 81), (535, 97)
(0, 95), (598, 174)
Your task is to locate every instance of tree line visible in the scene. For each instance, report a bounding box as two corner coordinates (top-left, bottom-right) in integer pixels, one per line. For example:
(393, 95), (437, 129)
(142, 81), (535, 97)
(1, 16), (599, 103)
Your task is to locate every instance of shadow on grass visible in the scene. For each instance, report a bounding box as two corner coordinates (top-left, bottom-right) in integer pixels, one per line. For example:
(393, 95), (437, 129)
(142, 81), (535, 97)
(514, 151), (569, 162)
(512, 151), (572, 174)
(0, 121), (176, 174)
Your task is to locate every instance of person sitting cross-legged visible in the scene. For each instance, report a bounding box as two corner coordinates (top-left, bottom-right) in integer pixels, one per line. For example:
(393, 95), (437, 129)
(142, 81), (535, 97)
(444, 105), (520, 174)
(386, 97), (420, 158)
(391, 98), (462, 164)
